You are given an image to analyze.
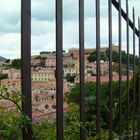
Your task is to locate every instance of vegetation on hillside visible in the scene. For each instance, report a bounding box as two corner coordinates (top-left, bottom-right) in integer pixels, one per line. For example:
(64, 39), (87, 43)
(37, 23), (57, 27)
(64, 73), (139, 139)
(11, 59), (21, 69)
(0, 73), (8, 81)
(0, 56), (6, 61)
(87, 49), (139, 67)
(87, 51), (107, 62)
(0, 72), (139, 139)
(65, 73), (77, 83)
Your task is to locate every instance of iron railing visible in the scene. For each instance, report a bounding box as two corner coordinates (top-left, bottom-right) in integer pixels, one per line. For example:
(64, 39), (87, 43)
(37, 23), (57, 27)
(21, 0), (32, 139)
(20, 0), (140, 140)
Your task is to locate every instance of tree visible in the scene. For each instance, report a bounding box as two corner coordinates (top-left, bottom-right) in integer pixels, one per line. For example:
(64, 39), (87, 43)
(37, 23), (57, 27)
(63, 50), (66, 53)
(11, 59), (21, 69)
(87, 52), (96, 62)
(106, 49), (139, 67)
(0, 87), (31, 140)
(87, 52), (107, 62)
(5, 59), (10, 63)
(0, 73), (8, 80)
(52, 51), (56, 54)
(64, 104), (81, 139)
(105, 49), (119, 63)
(100, 52), (107, 61)
(65, 81), (127, 136)
(70, 53), (74, 59)
(65, 74), (77, 83)
(40, 51), (51, 55)
(34, 56), (42, 59)
(0, 88), (56, 140)
(33, 119), (56, 140)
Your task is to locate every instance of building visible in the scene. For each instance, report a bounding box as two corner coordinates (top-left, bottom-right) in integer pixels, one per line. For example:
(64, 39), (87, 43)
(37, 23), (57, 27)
(45, 56), (56, 67)
(32, 70), (55, 82)
(2, 68), (21, 80)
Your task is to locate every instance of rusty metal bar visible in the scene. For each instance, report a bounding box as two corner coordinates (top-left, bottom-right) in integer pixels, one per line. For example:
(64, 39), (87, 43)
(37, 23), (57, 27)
(112, 0), (139, 37)
(56, 0), (64, 139)
(79, 0), (85, 139)
(132, 7), (136, 140)
(138, 16), (140, 140)
(96, 0), (101, 134)
(126, 0), (130, 139)
(108, 0), (113, 139)
(118, 0), (122, 139)
(21, 0), (32, 139)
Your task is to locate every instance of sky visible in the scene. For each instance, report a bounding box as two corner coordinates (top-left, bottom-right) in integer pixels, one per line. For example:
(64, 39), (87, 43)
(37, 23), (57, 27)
(0, 0), (139, 59)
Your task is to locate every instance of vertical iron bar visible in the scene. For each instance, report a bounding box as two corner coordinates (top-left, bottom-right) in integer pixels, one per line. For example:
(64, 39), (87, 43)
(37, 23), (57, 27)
(118, 0), (122, 139)
(138, 17), (140, 140)
(96, 0), (101, 134)
(126, 0), (130, 139)
(108, 0), (113, 139)
(132, 7), (136, 140)
(79, 0), (85, 139)
(56, 0), (64, 139)
(21, 0), (32, 140)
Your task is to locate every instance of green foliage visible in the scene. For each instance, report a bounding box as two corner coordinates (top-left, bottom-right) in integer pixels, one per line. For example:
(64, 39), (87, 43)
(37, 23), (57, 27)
(70, 53), (74, 59)
(106, 49), (139, 67)
(87, 52), (96, 62)
(11, 59), (21, 69)
(65, 81), (128, 138)
(0, 110), (22, 140)
(64, 104), (118, 140)
(4, 59), (10, 63)
(0, 72), (139, 139)
(0, 87), (31, 139)
(63, 64), (68, 68)
(87, 52), (107, 62)
(89, 130), (118, 140)
(105, 49), (119, 63)
(0, 73), (8, 80)
(33, 119), (56, 140)
(64, 75), (139, 138)
(64, 104), (96, 140)
(0, 87), (56, 140)
(34, 56), (47, 60)
(112, 63), (127, 75)
(65, 73), (77, 83)
(33, 56), (47, 67)
(34, 56), (42, 59)
(64, 104), (80, 140)
(40, 51), (51, 55)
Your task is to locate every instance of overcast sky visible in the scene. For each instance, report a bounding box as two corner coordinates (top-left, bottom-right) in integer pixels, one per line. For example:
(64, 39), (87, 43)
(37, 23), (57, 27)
(0, 0), (139, 59)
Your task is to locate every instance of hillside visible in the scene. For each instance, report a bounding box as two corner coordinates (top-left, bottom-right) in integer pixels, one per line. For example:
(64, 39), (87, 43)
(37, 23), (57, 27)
(0, 56), (6, 61)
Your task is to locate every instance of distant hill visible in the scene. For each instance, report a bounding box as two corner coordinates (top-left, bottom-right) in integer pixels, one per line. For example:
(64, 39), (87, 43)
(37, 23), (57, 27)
(0, 56), (7, 61)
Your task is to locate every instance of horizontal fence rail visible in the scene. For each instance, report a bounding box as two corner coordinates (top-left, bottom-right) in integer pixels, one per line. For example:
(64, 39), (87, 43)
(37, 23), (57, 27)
(12, 0), (140, 139)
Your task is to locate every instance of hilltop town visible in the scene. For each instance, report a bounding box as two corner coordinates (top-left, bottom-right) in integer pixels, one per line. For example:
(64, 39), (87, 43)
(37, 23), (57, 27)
(0, 46), (131, 120)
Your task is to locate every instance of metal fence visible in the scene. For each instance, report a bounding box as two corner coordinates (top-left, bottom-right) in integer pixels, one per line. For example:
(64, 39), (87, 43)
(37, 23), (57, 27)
(21, 0), (140, 139)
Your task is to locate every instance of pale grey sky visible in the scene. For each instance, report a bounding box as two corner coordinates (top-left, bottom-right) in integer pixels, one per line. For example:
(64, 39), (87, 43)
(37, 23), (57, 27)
(0, 0), (139, 58)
